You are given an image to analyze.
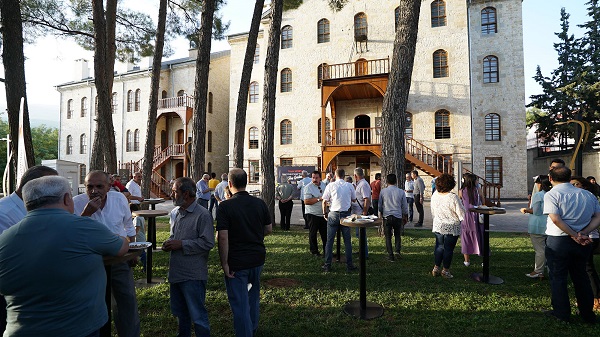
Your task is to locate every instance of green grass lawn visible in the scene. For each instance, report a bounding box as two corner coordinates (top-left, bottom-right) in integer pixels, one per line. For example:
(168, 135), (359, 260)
(131, 219), (600, 337)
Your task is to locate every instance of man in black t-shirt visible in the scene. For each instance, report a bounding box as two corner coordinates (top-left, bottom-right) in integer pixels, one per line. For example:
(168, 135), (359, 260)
(216, 168), (272, 337)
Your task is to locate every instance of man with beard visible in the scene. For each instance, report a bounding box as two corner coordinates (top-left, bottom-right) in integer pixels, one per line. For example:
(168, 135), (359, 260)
(163, 177), (215, 336)
(73, 170), (140, 337)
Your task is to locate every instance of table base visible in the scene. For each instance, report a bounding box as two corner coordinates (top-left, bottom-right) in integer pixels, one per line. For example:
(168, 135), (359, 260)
(343, 300), (384, 320)
(470, 272), (504, 285)
(134, 277), (165, 288)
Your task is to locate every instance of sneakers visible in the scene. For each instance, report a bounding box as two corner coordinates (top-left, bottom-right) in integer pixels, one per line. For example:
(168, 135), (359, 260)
(414, 223), (423, 227)
(321, 264), (331, 272)
(525, 271), (544, 279)
(441, 270), (454, 279)
(463, 261), (470, 267)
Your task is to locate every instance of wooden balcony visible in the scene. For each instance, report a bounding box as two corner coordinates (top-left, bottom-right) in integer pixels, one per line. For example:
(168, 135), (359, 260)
(157, 94), (194, 123)
(320, 58), (389, 82)
(325, 128), (381, 146)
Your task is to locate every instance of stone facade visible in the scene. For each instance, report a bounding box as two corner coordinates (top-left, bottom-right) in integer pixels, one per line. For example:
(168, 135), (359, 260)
(56, 51), (231, 188)
(227, 0), (527, 197)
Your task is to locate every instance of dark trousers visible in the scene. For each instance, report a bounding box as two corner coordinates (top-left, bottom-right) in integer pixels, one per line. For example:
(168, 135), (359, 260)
(301, 200), (308, 228)
(0, 296), (5, 335)
(414, 194), (424, 225)
(278, 200), (293, 230)
(371, 199), (379, 217)
(587, 239), (600, 299)
(406, 197), (414, 222)
(546, 235), (595, 322)
(307, 213), (327, 255)
(384, 216), (403, 256)
(209, 195), (218, 216)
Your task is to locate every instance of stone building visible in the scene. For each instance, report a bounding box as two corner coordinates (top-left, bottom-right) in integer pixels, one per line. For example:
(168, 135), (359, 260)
(56, 50), (231, 196)
(228, 0), (527, 198)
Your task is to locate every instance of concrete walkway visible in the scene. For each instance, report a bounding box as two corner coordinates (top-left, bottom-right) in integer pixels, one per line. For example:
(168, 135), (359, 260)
(156, 198), (531, 233)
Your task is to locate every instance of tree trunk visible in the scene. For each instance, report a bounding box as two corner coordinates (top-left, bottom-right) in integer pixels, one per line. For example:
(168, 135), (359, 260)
(380, 0), (421, 185)
(232, 0), (265, 168)
(90, 0), (118, 172)
(190, 0), (216, 181)
(261, 0), (284, 223)
(141, 0), (168, 199)
(1, 0), (36, 190)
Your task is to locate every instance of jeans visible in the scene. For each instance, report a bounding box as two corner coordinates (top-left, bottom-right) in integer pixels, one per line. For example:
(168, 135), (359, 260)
(111, 262), (140, 337)
(587, 239), (600, 298)
(225, 265), (264, 337)
(406, 197), (414, 222)
(278, 200), (293, 230)
(433, 232), (459, 269)
(384, 216), (403, 256)
(307, 213), (327, 254)
(324, 211), (353, 269)
(414, 194), (424, 225)
(209, 195), (218, 216)
(170, 280), (210, 337)
(546, 235), (595, 322)
(197, 198), (209, 209)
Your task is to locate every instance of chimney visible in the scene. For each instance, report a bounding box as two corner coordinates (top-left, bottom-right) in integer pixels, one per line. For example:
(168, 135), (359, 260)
(74, 59), (90, 80)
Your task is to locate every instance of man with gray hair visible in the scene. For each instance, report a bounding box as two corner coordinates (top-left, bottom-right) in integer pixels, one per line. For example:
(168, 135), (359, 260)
(196, 173), (212, 209)
(0, 165), (58, 334)
(74, 170), (140, 337)
(214, 173), (229, 205)
(0, 176), (128, 336)
(163, 177), (215, 336)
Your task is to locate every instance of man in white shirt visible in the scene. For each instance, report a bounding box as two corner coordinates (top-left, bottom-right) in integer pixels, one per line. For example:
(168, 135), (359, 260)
(126, 171), (144, 211)
(74, 170), (140, 337)
(543, 166), (600, 323)
(321, 168), (357, 272)
(214, 174), (228, 205)
(297, 170), (312, 229)
(352, 168), (371, 257)
(405, 173), (415, 223)
(0, 165), (58, 334)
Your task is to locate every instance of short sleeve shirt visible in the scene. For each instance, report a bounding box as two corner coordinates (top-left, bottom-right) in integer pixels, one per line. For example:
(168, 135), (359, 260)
(0, 192), (26, 234)
(196, 179), (211, 201)
(544, 182), (600, 236)
(352, 179), (372, 215)
(322, 179), (356, 212)
(303, 182), (326, 215)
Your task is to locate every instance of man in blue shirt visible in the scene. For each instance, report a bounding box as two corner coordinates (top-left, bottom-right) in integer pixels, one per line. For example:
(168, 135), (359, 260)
(196, 174), (212, 209)
(0, 176), (128, 336)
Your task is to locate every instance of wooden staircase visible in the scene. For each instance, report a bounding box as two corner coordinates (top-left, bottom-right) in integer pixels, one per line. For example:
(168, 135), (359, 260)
(405, 138), (452, 177)
(120, 144), (185, 198)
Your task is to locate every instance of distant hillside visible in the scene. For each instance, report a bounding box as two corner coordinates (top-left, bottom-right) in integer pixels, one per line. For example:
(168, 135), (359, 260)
(0, 116), (59, 129)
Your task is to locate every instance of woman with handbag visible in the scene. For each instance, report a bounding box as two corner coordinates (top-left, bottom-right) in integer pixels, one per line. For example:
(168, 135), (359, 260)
(520, 174), (551, 279)
(459, 173), (486, 267)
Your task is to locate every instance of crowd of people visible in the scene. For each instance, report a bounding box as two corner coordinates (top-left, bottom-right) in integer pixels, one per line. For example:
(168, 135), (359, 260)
(1, 159), (600, 335)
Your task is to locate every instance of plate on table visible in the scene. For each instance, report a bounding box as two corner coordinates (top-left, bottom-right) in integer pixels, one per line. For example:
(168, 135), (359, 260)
(129, 242), (152, 250)
(144, 198), (164, 202)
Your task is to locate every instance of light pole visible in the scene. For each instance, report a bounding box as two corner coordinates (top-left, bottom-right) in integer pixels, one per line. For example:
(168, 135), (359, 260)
(1, 134), (10, 196)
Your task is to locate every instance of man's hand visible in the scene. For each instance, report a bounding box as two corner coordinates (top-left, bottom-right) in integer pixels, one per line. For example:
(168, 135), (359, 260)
(222, 263), (235, 278)
(81, 196), (102, 216)
(128, 256), (139, 267)
(162, 239), (183, 251)
(573, 232), (593, 246)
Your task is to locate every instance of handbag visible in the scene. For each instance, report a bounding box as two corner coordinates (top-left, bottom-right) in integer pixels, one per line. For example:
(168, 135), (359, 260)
(357, 199), (375, 215)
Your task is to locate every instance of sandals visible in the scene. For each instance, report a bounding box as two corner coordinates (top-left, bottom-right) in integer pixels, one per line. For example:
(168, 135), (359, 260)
(432, 266), (441, 277)
(525, 271), (544, 279)
(441, 269), (454, 279)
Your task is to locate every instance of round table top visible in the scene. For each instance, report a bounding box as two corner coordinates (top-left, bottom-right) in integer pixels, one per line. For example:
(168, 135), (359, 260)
(103, 250), (142, 266)
(469, 207), (506, 215)
(132, 210), (169, 217)
(340, 218), (383, 228)
(140, 199), (166, 204)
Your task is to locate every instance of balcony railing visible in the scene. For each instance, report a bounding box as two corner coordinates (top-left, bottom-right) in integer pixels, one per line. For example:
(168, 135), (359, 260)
(158, 94), (194, 109)
(320, 58), (389, 81)
(325, 128), (381, 146)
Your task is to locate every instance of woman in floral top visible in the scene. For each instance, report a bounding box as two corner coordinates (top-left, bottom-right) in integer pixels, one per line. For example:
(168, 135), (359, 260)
(430, 174), (465, 279)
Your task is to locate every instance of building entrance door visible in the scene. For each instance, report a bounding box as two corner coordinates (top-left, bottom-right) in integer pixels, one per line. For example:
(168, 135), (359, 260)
(354, 115), (371, 144)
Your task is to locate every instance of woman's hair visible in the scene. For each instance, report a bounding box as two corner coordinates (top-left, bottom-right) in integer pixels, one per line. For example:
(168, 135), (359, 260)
(435, 174), (456, 193)
(535, 174), (552, 192)
(460, 173), (478, 203)
(571, 176), (597, 196)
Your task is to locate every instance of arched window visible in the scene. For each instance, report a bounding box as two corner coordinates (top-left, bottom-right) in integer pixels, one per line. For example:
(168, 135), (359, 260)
(405, 112), (413, 139)
(207, 162), (212, 174)
(161, 90), (167, 99)
(354, 13), (368, 41)
(111, 92), (118, 114)
(207, 130), (212, 152)
(317, 63), (328, 88)
(483, 55), (499, 83)
(435, 110), (450, 139)
(134, 129), (140, 151)
(81, 97), (88, 117)
(433, 49), (448, 78)
(395, 7), (400, 30)
(318, 18), (330, 43)
(67, 99), (73, 119)
(208, 92), (213, 114)
(355, 58), (368, 76)
(79, 164), (86, 184)
(485, 113), (501, 141)
(254, 44), (260, 64)
(249, 82), (259, 103)
(127, 90), (133, 112)
(280, 119), (292, 145)
(481, 7), (497, 34)
(431, 0), (447, 27)
(280, 68), (292, 93)
(177, 90), (185, 97)
(318, 117), (331, 143)
(126, 130), (132, 152)
(66, 135), (73, 155)
(249, 127), (259, 149)
(281, 26), (293, 49)
(80, 134), (87, 154)
(135, 89), (141, 111)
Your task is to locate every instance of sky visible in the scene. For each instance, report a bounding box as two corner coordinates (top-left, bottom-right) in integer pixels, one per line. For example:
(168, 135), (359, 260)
(0, 0), (591, 125)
